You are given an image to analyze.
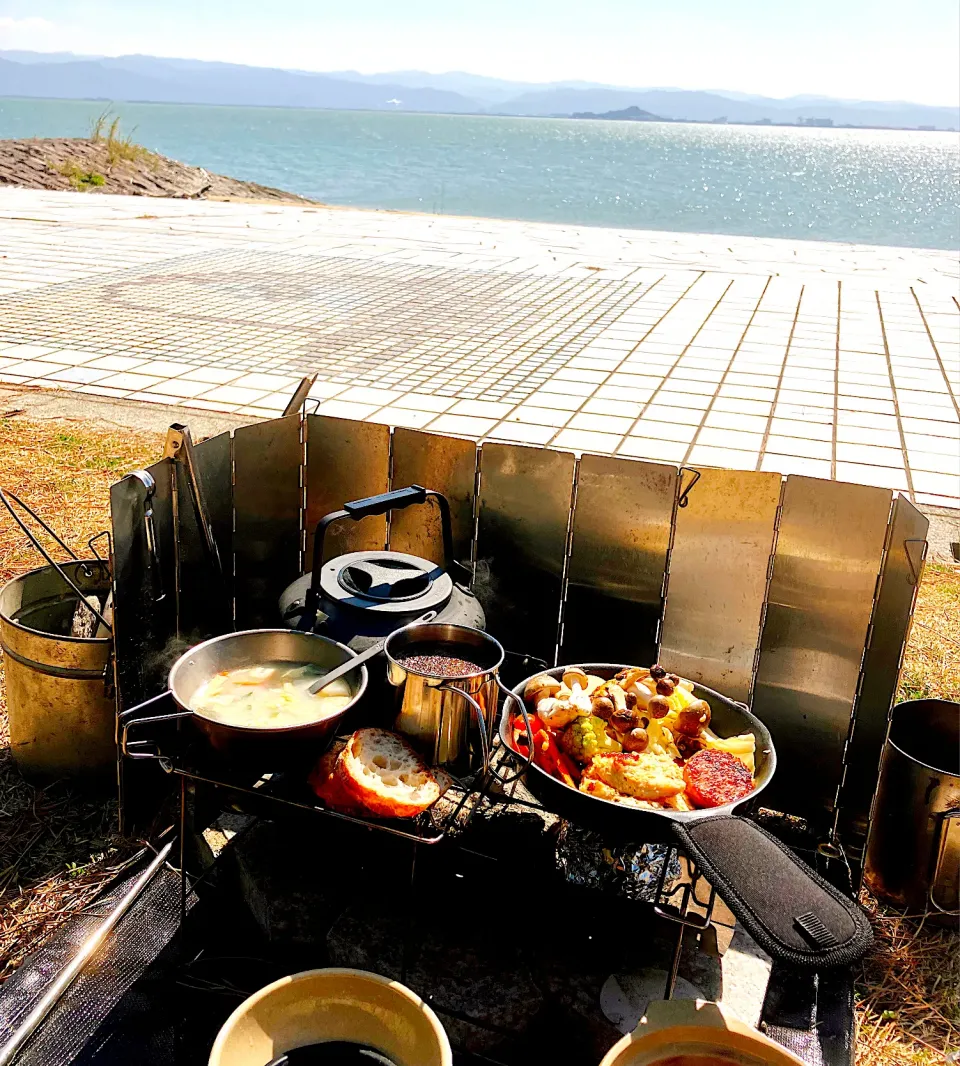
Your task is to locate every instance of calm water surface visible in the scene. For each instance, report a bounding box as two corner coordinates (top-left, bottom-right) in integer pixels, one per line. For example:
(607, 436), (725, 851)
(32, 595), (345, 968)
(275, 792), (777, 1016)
(1, 97), (957, 249)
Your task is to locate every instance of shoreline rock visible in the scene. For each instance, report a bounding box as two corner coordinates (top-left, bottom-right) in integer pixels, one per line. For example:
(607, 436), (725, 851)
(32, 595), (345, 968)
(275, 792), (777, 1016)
(0, 137), (315, 204)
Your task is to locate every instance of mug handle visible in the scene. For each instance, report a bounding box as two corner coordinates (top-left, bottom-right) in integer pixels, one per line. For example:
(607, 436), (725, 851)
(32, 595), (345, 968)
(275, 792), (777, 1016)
(490, 688), (535, 785)
(438, 683), (490, 778)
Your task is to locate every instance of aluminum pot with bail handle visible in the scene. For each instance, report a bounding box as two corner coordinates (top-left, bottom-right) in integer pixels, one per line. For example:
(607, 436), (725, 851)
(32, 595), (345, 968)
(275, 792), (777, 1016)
(864, 698), (960, 922)
(279, 486), (484, 652)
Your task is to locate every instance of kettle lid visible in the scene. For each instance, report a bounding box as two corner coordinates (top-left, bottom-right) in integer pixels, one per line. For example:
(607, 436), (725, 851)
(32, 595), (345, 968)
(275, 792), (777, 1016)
(319, 550), (453, 616)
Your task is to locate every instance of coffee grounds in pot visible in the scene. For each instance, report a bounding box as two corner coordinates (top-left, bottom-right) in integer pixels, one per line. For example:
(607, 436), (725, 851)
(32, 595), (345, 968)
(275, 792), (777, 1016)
(398, 654), (482, 677)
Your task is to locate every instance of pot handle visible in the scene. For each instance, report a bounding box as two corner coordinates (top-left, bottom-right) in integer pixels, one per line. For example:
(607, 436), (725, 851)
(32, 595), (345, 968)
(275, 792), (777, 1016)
(439, 683), (490, 777)
(119, 692), (193, 761)
(671, 815), (874, 970)
(929, 807), (960, 916)
(296, 486), (461, 631)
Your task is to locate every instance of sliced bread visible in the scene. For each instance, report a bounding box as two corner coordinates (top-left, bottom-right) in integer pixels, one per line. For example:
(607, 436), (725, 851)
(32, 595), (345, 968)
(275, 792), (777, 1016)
(335, 728), (440, 818)
(308, 740), (367, 817)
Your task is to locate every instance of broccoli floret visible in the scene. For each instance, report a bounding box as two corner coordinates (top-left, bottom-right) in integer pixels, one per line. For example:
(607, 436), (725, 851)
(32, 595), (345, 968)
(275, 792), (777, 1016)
(559, 715), (621, 763)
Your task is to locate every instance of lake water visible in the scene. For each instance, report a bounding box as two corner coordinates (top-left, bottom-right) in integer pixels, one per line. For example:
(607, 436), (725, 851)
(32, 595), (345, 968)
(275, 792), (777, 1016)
(1, 97), (957, 249)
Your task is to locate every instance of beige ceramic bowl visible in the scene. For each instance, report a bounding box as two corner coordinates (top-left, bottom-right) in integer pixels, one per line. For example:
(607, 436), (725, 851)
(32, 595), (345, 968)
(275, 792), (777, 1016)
(600, 1000), (806, 1066)
(208, 968), (452, 1066)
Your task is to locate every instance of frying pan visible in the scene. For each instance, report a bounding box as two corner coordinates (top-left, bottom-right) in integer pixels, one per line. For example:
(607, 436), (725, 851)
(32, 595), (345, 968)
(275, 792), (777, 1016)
(500, 664), (874, 970)
(500, 664), (773, 843)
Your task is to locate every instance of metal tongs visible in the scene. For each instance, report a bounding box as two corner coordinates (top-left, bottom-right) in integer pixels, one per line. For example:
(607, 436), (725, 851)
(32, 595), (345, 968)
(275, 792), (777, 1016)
(0, 486), (113, 632)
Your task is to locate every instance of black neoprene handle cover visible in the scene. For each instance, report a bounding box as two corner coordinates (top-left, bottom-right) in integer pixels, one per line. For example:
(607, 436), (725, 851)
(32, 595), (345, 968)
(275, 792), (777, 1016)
(672, 816), (873, 969)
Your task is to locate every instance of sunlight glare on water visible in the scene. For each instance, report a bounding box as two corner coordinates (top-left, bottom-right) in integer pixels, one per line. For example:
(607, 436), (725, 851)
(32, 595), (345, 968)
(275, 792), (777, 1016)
(1, 98), (957, 249)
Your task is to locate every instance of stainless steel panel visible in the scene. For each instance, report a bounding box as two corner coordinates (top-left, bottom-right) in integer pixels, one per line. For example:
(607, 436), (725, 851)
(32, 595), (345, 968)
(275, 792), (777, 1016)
(234, 416), (302, 629)
(173, 430), (233, 640)
(110, 459), (177, 709)
(305, 414), (390, 565)
(391, 428), (478, 569)
(475, 443), (576, 663)
(660, 469), (782, 703)
(561, 454), (676, 667)
(752, 476), (892, 822)
(840, 494), (929, 843)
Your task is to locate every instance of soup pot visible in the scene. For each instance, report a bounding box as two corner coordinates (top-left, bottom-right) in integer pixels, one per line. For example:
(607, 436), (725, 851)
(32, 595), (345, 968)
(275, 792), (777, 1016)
(121, 630), (368, 766)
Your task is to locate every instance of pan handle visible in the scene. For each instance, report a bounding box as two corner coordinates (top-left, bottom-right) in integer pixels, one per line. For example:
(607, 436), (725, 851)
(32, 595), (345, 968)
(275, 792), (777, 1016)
(671, 815), (873, 970)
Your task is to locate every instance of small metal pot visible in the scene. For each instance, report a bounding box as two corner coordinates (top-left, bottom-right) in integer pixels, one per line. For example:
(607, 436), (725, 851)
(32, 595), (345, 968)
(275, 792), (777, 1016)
(166, 630), (368, 764)
(864, 698), (960, 920)
(384, 623), (518, 775)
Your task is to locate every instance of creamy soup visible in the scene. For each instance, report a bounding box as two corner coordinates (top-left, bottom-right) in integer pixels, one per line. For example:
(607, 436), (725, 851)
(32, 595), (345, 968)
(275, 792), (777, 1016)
(190, 662), (353, 729)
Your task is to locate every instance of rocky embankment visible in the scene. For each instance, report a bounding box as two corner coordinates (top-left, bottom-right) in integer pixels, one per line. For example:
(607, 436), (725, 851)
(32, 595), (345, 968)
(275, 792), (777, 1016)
(0, 138), (314, 203)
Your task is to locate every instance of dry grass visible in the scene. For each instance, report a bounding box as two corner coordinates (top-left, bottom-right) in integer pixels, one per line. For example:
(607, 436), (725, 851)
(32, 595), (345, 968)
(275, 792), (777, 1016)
(89, 109), (156, 168)
(856, 559), (960, 1063)
(0, 415), (160, 981)
(856, 893), (959, 1065)
(0, 413), (956, 1061)
(898, 562), (960, 703)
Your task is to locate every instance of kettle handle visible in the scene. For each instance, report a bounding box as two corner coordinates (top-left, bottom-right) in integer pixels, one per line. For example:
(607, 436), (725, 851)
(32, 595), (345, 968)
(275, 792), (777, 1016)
(296, 486), (459, 632)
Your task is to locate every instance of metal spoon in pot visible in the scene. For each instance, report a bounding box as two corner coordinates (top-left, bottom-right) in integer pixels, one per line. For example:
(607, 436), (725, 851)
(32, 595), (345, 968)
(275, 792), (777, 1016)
(307, 611), (437, 695)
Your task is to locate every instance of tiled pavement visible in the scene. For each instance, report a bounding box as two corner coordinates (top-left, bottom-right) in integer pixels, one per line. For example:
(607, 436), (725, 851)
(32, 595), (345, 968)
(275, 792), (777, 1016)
(0, 188), (957, 508)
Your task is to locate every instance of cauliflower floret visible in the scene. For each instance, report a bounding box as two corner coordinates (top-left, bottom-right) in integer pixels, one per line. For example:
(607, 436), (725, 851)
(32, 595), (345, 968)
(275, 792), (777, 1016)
(558, 715), (621, 763)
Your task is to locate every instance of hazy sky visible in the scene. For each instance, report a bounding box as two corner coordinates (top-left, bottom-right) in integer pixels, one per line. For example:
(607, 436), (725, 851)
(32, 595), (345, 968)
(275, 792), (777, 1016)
(1, 0), (958, 105)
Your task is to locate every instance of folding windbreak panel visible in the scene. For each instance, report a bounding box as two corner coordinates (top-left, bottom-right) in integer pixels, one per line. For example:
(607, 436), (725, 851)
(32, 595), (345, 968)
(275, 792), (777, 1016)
(233, 416), (302, 629)
(476, 443), (575, 664)
(659, 469), (782, 704)
(110, 460), (176, 710)
(305, 415), (390, 566)
(839, 494), (928, 842)
(752, 476), (892, 821)
(561, 454), (676, 667)
(391, 428), (478, 570)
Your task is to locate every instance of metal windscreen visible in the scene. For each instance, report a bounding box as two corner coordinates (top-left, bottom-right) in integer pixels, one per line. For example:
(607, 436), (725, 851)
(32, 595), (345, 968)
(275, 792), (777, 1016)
(110, 412), (928, 845)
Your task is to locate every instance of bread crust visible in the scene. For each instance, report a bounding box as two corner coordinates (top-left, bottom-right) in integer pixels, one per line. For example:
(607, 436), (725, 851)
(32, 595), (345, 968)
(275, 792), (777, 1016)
(335, 728), (440, 818)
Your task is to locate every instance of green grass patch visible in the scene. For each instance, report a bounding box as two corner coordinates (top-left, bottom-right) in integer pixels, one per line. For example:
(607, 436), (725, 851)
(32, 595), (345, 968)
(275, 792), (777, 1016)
(54, 160), (106, 190)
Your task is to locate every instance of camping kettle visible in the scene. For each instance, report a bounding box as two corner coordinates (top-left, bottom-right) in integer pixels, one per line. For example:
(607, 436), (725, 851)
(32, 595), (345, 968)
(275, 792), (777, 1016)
(279, 486), (484, 652)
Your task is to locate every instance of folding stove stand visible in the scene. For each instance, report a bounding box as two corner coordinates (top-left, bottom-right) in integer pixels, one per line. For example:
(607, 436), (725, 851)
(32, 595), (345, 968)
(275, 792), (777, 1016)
(102, 683), (857, 1066)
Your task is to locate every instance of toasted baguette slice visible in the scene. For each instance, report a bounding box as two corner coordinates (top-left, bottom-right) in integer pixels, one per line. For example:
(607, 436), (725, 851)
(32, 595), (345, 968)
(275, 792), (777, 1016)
(335, 728), (439, 818)
(308, 740), (367, 817)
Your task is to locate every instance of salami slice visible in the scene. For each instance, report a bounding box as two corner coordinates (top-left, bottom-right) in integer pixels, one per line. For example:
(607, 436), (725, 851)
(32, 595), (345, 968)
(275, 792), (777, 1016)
(683, 748), (754, 809)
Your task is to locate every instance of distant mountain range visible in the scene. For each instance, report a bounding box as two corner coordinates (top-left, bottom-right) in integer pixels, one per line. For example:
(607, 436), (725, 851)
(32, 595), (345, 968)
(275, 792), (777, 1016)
(1, 51), (957, 130)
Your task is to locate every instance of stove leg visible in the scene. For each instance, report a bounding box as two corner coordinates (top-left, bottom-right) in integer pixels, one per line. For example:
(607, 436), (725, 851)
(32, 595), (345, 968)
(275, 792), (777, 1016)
(179, 775), (188, 928)
(664, 923), (685, 1000)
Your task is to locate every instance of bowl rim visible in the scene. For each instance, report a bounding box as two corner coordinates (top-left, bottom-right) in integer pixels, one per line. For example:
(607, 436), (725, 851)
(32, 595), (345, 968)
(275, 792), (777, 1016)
(208, 966), (453, 1066)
